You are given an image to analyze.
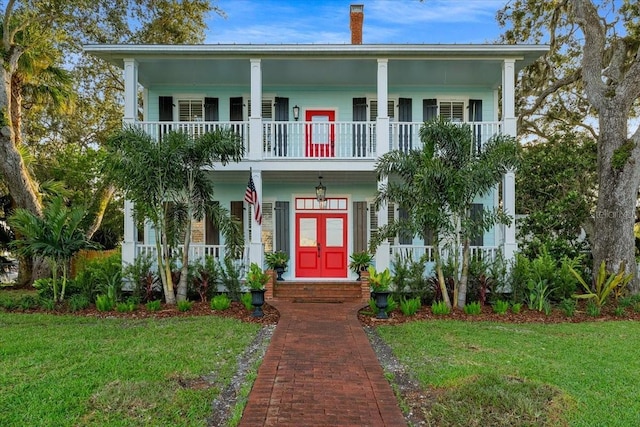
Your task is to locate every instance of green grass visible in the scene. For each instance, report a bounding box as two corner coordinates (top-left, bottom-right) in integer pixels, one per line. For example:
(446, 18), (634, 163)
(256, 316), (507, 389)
(378, 320), (640, 426)
(0, 313), (261, 426)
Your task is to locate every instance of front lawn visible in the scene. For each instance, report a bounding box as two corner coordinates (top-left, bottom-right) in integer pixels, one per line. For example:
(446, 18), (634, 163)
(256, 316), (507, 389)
(378, 320), (640, 426)
(0, 313), (261, 426)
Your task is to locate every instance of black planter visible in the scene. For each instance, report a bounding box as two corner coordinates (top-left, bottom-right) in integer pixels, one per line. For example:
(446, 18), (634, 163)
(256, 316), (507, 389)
(250, 289), (266, 317)
(374, 290), (391, 319)
(275, 266), (285, 281)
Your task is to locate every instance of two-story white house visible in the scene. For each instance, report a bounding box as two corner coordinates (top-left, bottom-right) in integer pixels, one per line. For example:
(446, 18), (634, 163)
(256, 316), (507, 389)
(85, 6), (547, 287)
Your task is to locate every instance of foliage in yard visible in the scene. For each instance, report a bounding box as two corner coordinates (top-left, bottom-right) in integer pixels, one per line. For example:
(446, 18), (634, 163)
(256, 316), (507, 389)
(105, 128), (244, 304)
(10, 197), (97, 302)
(372, 118), (519, 308)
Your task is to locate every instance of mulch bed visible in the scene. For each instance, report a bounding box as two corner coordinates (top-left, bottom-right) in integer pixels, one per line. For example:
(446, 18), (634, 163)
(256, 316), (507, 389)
(9, 301), (281, 325)
(357, 302), (640, 327)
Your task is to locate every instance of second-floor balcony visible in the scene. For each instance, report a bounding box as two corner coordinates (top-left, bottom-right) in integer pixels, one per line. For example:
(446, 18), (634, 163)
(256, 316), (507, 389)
(132, 120), (503, 161)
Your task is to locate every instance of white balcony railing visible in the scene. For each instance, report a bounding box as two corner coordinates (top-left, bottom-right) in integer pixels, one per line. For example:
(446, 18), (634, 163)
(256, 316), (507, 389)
(390, 245), (501, 265)
(132, 120), (502, 160)
(136, 244), (246, 267)
(263, 121), (377, 159)
(133, 121), (250, 152)
(390, 121), (502, 154)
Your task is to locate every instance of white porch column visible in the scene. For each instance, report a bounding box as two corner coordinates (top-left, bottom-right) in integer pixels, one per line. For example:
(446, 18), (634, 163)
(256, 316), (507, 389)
(502, 59), (516, 137)
(122, 59), (138, 275)
(249, 59), (263, 160)
(502, 59), (517, 263)
(122, 200), (137, 270)
(503, 169), (517, 262)
(376, 59), (390, 157)
(248, 169), (264, 267)
(375, 178), (391, 270)
(123, 58), (138, 124)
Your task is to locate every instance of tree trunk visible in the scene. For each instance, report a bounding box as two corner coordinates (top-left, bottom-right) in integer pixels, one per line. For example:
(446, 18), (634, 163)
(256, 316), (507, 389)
(457, 238), (471, 309)
(176, 217), (192, 302)
(433, 242), (452, 308)
(592, 111), (640, 293)
(85, 184), (116, 240)
(0, 69), (42, 217)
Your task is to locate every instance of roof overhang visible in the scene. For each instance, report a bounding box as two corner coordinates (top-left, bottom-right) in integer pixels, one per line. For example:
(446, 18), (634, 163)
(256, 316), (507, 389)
(84, 44), (549, 88)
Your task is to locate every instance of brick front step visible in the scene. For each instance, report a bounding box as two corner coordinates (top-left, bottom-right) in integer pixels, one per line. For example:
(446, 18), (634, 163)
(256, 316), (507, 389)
(272, 280), (369, 303)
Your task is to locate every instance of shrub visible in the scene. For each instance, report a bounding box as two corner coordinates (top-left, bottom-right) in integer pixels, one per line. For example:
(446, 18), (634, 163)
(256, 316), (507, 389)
(95, 294), (115, 312)
(123, 252), (159, 303)
(211, 294), (231, 311)
(431, 300), (451, 316)
(18, 295), (39, 310)
(218, 257), (244, 301)
(399, 296), (421, 316)
(511, 302), (522, 314)
(75, 251), (122, 301)
(463, 301), (482, 315)
(509, 253), (531, 304)
(559, 298), (576, 317)
(116, 300), (136, 313)
(613, 306), (626, 317)
(586, 300), (601, 317)
(391, 253), (434, 303)
(39, 298), (55, 311)
(617, 294), (640, 310)
(493, 299), (510, 315)
(146, 300), (161, 312)
(0, 296), (17, 310)
(32, 278), (55, 300)
(570, 260), (633, 307)
(527, 280), (554, 312)
(191, 255), (219, 302)
(177, 300), (192, 312)
(67, 294), (90, 312)
(240, 292), (253, 311)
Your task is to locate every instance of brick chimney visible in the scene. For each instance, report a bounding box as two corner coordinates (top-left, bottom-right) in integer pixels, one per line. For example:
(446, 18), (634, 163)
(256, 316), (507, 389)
(350, 4), (364, 45)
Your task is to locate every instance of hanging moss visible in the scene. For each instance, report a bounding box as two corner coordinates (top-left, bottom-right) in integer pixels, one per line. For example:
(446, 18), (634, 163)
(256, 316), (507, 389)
(611, 140), (635, 171)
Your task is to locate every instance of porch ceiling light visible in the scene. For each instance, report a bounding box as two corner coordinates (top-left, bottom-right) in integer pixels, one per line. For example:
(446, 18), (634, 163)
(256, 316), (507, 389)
(315, 176), (326, 202)
(293, 105), (300, 121)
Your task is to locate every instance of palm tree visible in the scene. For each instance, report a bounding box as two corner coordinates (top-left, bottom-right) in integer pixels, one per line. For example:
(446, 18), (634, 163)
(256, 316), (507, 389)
(9, 197), (96, 302)
(373, 118), (519, 308)
(166, 130), (244, 302)
(106, 127), (244, 304)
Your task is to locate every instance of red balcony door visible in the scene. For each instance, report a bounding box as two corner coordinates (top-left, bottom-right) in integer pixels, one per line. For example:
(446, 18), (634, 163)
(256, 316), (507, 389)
(295, 212), (347, 278)
(305, 110), (335, 157)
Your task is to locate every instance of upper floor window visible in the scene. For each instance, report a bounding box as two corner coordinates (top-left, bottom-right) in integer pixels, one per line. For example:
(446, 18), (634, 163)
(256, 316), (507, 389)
(178, 99), (203, 121)
(439, 101), (465, 122)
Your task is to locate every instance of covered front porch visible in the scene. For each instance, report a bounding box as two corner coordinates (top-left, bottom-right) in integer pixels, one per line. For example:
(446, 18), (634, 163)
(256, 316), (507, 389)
(122, 168), (513, 282)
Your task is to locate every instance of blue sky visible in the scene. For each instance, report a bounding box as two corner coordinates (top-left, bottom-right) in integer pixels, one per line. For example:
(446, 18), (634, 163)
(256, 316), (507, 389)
(206, 0), (509, 44)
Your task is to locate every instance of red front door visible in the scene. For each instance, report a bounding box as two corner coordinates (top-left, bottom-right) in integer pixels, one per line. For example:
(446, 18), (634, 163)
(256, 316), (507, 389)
(305, 110), (335, 157)
(296, 212), (347, 278)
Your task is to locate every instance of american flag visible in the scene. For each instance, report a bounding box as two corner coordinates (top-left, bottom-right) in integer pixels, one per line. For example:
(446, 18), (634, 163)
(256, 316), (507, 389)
(244, 174), (262, 225)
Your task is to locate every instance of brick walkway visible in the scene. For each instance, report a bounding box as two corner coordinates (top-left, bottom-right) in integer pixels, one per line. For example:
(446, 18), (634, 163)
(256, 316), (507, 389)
(238, 301), (407, 427)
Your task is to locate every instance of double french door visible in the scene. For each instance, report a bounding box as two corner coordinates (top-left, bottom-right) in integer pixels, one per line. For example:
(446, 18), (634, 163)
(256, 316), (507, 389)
(295, 212), (347, 278)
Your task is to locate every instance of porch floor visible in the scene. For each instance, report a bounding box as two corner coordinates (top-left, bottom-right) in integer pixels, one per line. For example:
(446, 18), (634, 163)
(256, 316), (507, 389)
(238, 300), (407, 427)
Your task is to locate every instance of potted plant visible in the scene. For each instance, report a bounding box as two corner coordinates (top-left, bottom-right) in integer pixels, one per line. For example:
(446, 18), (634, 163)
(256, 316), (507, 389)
(368, 266), (392, 319)
(246, 262), (270, 317)
(265, 250), (289, 281)
(349, 251), (373, 280)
